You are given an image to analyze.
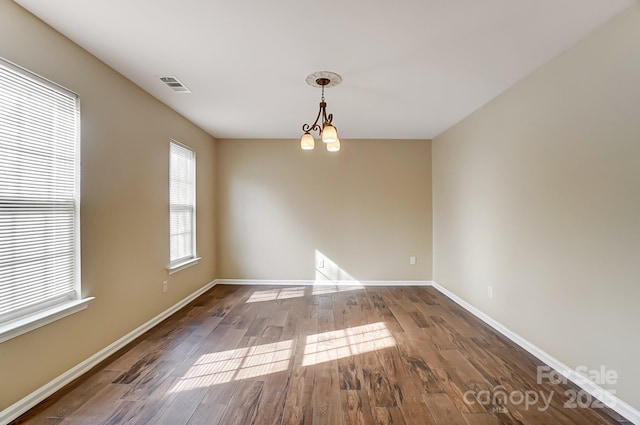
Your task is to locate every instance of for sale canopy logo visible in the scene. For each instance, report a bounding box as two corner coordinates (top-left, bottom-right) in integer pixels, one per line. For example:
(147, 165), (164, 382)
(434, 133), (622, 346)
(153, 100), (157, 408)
(463, 365), (618, 411)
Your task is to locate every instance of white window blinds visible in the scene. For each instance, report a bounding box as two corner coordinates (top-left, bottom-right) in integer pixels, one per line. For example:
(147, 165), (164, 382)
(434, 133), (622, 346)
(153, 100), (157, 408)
(169, 141), (196, 267)
(0, 58), (80, 324)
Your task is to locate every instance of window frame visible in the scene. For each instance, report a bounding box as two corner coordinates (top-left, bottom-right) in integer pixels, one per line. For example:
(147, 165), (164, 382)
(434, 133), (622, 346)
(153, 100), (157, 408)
(0, 57), (92, 343)
(168, 139), (199, 273)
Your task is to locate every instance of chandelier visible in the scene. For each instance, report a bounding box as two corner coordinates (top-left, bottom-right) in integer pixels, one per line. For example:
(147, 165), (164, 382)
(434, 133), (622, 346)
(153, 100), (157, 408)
(300, 71), (342, 152)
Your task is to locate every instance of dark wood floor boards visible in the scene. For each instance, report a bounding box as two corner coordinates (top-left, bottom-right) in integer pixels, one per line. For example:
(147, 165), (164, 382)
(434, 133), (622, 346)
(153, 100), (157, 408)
(185, 380), (238, 425)
(13, 284), (628, 425)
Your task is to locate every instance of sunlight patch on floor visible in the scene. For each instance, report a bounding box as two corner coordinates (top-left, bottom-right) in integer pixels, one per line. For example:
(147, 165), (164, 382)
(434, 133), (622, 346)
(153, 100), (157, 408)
(310, 284), (365, 295)
(302, 322), (396, 366)
(169, 322), (396, 393)
(246, 286), (306, 303)
(169, 340), (293, 392)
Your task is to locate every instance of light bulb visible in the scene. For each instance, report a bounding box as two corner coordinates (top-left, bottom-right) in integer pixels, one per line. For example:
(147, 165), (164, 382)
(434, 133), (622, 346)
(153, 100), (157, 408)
(300, 133), (314, 150)
(321, 124), (338, 143)
(326, 138), (340, 152)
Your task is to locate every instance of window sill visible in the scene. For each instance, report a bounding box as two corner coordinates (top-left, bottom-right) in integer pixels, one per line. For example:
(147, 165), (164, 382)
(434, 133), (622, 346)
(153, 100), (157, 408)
(168, 257), (201, 275)
(0, 297), (95, 344)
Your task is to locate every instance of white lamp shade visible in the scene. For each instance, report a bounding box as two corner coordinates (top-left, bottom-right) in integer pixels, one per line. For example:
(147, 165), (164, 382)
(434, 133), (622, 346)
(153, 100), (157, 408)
(300, 133), (315, 150)
(326, 138), (340, 152)
(321, 124), (338, 143)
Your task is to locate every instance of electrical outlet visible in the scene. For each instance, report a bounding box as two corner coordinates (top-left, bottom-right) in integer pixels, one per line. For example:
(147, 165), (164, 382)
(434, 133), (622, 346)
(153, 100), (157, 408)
(162, 281), (168, 293)
(317, 259), (324, 268)
(409, 256), (416, 265)
(488, 286), (493, 299)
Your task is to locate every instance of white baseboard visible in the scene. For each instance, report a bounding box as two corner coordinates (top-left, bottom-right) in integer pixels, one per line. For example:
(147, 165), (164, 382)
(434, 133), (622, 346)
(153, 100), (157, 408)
(430, 281), (640, 425)
(0, 280), (216, 425)
(214, 278), (433, 287)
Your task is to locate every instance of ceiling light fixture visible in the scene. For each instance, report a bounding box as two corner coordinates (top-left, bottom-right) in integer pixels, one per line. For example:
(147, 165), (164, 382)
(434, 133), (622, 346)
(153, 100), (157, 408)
(300, 71), (342, 152)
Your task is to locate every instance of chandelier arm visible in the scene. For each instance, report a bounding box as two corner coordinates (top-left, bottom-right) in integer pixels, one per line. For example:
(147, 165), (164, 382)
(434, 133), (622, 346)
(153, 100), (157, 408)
(302, 123), (321, 133)
(325, 112), (334, 126)
(302, 101), (325, 134)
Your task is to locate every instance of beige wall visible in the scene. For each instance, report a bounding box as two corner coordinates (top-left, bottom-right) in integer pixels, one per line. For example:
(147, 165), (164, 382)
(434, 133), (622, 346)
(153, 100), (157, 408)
(216, 139), (432, 281)
(433, 4), (640, 411)
(0, 2), (216, 409)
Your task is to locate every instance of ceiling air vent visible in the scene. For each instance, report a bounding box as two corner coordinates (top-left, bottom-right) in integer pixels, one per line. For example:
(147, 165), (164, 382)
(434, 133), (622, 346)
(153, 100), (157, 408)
(159, 76), (191, 93)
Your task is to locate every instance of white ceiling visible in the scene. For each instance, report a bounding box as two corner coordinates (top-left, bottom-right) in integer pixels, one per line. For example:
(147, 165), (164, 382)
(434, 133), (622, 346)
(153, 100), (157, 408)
(15, 0), (636, 140)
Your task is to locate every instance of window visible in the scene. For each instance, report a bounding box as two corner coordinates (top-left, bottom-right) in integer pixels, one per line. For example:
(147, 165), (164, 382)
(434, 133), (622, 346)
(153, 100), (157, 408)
(0, 58), (89, 342)
(169, 140), (197, 271)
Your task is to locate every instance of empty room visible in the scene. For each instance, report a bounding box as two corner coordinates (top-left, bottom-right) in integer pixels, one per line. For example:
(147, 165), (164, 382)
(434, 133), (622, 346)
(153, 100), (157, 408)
(0, 0), (639, 424)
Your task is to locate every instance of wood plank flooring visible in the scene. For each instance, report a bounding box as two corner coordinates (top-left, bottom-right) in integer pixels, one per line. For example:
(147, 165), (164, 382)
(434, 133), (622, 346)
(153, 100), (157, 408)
(12, 284), (631, 425)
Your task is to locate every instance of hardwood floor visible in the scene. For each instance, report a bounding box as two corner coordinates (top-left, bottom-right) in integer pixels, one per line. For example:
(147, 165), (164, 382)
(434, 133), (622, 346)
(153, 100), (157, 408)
(12, 284), (631, 425)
